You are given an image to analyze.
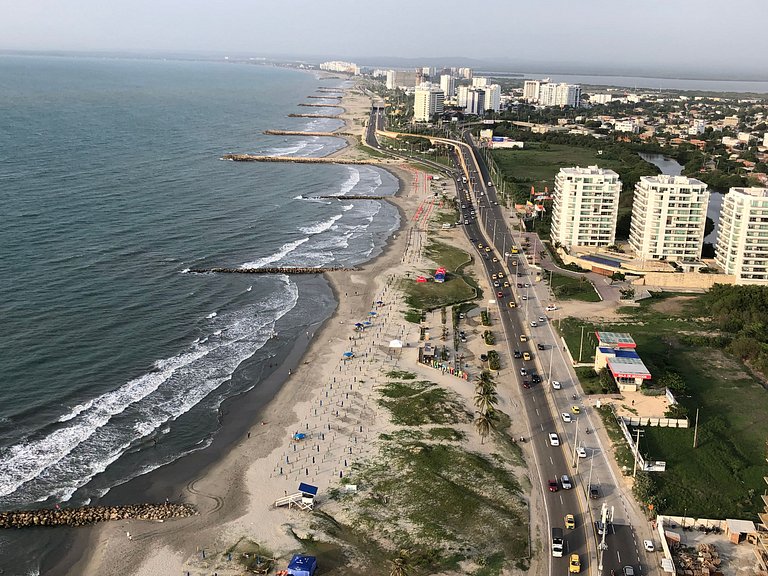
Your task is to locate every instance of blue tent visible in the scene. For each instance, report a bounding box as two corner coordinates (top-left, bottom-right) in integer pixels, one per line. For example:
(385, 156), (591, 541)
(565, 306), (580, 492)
(287, 554), (317, 576)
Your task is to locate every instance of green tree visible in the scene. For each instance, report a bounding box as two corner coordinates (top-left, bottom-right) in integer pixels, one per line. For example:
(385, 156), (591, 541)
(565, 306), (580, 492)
(474, 383), (499, 415)
(665, 404), (689, 419)
(659, 371), (687, 395)
(474, 409), (499, 445)
(389, 550), (410, 576)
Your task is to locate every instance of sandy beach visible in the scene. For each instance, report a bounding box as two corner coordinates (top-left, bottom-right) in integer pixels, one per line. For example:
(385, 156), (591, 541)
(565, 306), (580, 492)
(64, 75), (434, 576)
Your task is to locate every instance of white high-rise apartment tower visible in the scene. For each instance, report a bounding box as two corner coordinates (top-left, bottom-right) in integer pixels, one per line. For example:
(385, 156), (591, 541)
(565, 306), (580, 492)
(715, 187), (768, 284)
(439, 74), (455, 98)
(413, 84), (445, 122)
(472, 77), (488, 88)
(551, 166), (622, 248)
(523, 80), (540, 102)
(629, 175), (709, 261)
(483, 84), (501, 112)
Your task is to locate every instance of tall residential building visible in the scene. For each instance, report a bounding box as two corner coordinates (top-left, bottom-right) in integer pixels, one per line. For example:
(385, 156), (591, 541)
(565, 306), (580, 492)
(439, 74), (455, 98)
(458, 67), (473, 79)
(456, 85), (470, 108)
(472, 76), (488, 88)
(465, 88), (486, 115)
(319, 61), (360, 74)
(629, 175), (709, 262)
(715, 187), (768, 283)
(483, 84), (501, 112)
(523, 80), (541, 102)
(538, 82), (581, 107)
(385, 70), (419, 90)
(413, 84), (445, 122)
(551, 166), (622, 248)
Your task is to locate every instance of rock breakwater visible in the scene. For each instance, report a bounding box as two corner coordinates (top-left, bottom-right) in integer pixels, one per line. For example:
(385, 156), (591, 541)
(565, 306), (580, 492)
(298, 103), (343, 108)
(307, 95), (342, 100)
(221, 154), (378, 165)
(264, 130), (351, 137)
(0, 502), (197, 529)
(287, 113), (341, 119)
(190, 267), (357, 275)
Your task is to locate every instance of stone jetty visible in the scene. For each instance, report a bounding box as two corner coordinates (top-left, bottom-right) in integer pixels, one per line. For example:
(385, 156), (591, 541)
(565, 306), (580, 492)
(288, 113), (341, 119)
(190, 267), (358, 275)
(298, 103), (343, 108)
(307, 95), (342, 100)
(0, 502), (197, 529)
(264, 130), (351, 137)
(317, 87), (344, 92)
(221, 154), (378, 165)
(316, 195), (387, 200)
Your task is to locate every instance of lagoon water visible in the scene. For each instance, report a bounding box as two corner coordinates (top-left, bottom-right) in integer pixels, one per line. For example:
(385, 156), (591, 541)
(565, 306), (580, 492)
(0, 55), (399, 573)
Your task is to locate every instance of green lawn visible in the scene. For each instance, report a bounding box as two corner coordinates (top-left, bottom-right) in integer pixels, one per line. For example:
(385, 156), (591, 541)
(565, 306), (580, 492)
(403, 241), (478, 312)
(557, 293), (768, 518)
(550, 272), (601, 302)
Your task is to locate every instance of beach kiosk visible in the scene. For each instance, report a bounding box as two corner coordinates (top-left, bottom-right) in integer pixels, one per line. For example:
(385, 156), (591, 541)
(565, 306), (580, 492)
(273, 482), (318, 511)
(285, 554), (317, 576)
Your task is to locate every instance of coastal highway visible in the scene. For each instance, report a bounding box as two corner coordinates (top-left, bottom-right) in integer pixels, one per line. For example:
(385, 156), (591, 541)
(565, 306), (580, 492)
(459, 133), (650, 576)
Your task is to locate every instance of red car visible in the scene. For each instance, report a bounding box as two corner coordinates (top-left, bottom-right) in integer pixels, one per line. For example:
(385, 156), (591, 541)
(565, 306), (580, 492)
(496, 291), (504, 299)
(522, 380), (531, 389)
(548, 479), (559, 492)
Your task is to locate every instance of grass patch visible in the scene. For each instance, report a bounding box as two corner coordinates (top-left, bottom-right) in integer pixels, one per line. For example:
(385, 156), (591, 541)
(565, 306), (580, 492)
(378, 381), (470, 426)
(404, 308), (423, 323)
(551, 272), (600, 302)
(403, 275), (476, 311)
(385, 370), (417, 380)
(427, 427), (466, 441)
(425, 240), (473, 274)
(574, 366), (602, 394)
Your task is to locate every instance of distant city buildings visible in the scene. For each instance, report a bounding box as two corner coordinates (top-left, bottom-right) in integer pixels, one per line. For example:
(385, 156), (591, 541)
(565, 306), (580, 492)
(629, 175), (710, 262)
(457, 67), (473, 79)
(385, 69), (420, 90)
(319, 61), (359, 75)
(523, 80), (541, 103)
(483, 84), (501, 113)
(472, 77), (488, 88)
(523, 79), (581, 107)
(614, 120), (639, 134)
(551, 166), (622, 248)
(439, 74), (455, 98)
(456, 85), (470, 108)
(413, 83), (445, 122)
(465, 88), (486, 115)
(591, 93), (613, 105)
(715, 187), (768, 284)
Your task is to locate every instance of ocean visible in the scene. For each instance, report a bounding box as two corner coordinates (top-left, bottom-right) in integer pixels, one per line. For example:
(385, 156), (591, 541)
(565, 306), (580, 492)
(0, 55), (399, 574)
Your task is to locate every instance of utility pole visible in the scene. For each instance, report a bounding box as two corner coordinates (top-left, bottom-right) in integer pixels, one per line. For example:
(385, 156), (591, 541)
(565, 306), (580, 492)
(572, 420), (580, 468)
(633, 427), (643, 477)
(693, 408), (700, 448)
(578, 325), (585, 362)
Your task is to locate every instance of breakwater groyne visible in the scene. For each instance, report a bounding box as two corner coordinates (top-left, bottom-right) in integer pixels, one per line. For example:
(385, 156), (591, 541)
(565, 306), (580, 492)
(298, 103), (343, 108)
(264, 130), (351, 137)
(221, 154), (378, 165)
(307, 95), (342, 100)
(316, 195), (387, 200)
(317, 87), (344, 92)
(190, 267), (357, 275)
(0, 502), (197, 529)
(288, 113), (341, 119)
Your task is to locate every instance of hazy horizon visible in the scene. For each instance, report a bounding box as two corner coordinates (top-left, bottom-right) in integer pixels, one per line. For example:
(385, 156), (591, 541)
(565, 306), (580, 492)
(2, 0), (767, 81)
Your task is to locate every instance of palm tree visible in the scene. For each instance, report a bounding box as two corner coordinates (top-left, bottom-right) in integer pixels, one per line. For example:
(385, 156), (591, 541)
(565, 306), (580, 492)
(389, 550), (410, 576)
(474, 408), (499, 445)
(474, 370), (494, 394)
(474, 385), (499, 414)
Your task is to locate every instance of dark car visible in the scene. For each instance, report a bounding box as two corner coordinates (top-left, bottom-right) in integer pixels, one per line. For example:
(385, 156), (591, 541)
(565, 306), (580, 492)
(589, 485), (600, 499)
(513, 350), (522, 359)
(548, 479), (559, 492)
(522, 380), (531, 389)
(531, 374), (542, 384)
(537, 343), (546, 350)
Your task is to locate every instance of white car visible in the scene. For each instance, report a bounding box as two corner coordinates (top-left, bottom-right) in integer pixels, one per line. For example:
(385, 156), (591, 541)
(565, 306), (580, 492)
(538, 316), (546, 323)
(546, 305), (557, 311)
(549, 433), (560, 446)
(552, 380), (562, 390)
(561, 474), (573, 489)
(530, 321), (538, 327)
(561, 412), (572, 423)
(643, 540), (655, 552)
(577, 446), (587, 458)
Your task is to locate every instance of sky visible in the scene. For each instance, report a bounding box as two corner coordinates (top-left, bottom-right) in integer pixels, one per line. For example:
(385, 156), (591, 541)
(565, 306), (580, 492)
(1, 0), (766, 79)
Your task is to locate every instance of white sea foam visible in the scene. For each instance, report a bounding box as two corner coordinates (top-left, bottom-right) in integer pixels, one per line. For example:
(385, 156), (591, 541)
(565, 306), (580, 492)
(341, 204), (353, 211)
(240, 237), (309, 269)
(58, 399), (95, 423)
(246, 285), (252, 292)
(206, 312), (217, 319)
(336, 166), (360, 196)
(180, 268), (190, 274)
(299, 214), (342, 235)
(0, 280), (301, 504)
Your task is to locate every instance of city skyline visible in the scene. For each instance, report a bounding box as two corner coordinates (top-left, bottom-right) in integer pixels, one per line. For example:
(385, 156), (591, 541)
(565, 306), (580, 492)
(1, 0), (767, 80)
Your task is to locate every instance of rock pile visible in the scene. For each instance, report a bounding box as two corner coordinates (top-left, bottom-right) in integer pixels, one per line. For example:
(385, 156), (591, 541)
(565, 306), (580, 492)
(0, 502), (197, 529)
(221, 154), (377, 165)
(190, 267), (357, 275)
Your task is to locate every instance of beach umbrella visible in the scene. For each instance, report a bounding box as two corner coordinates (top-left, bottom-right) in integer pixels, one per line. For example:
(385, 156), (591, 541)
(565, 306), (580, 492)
(354, 322), (364, 328)
(375, 300), (384, 305)
(363, 321), (372, 327)
(342, 351), (354, 359)
(368, 311), (378, 316)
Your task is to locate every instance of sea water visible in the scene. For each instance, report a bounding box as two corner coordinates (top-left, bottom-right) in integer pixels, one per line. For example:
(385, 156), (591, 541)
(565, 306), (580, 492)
(0, 55), (399, 573)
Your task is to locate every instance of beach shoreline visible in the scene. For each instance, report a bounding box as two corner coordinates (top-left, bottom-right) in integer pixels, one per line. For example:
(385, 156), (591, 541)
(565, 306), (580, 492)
(52, 75), (428, 576)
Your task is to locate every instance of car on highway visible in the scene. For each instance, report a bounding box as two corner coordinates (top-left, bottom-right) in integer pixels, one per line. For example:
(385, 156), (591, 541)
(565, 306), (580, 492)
(503, 281), (510, 287)
(513, 349), (522, 359)
(492, 256), (498, 262)
(485, 246), (491, 252)
(538, 316), (546, 323)
(520, 334), (528, 342)
(508, 301), (517, 308)
(569, 554), (580, 574)
(561, 412), (572, 423)
(520, 367), (527, 376)
(549, 433), (560, 446)
(548, 478), (559, 492)
(521, 295), (528, 300)
(477, 242), (484, 249)
(516, 282), (523, 288)
(622, 567), (635, 576)
(571, 405), (580, 414)
(492, 273), (497, 280)
(552, 380), (562, 390)
(565, 514), (575, 529)
(529, 321), (538, 327)
(493, 280), (500, 287)
(496, 291), (504, 299)
(643, 540), (655, 552)
(577, 446), (587, 458)
(561, 474), (572, 489)
(497, 271), (504, 278)
(531, 374), (542, 384)
(537, 343), (546, 350)
(589, 484), (600, 499)
(595, 520), (606, 535)
(522, 380), (531, 389)
(522, 351), (531, 361)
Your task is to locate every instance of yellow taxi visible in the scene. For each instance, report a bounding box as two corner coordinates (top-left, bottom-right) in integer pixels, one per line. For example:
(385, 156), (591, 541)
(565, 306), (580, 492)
(569, 554), (580, 573)
(520, 334), (528, 342)
(497, 271), (505, 278)
(565, 514), (575, 529)
(485, 246), (491, 252)
(492, 273), (497, 280)
(508, 301), (517, 308)
(571, 405), (581, 414)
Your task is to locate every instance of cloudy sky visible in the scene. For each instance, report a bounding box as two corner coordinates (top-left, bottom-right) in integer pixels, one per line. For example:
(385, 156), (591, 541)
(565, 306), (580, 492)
(1, 0), (766, 78)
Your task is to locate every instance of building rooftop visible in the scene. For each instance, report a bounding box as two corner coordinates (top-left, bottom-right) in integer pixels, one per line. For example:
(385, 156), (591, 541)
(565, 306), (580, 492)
(729, 187), (768, 198)
(607, 354), (652, 380)
(596, 332), (636, 348)
(559, 165), (619, 177)
(640, 174), (706, 187)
